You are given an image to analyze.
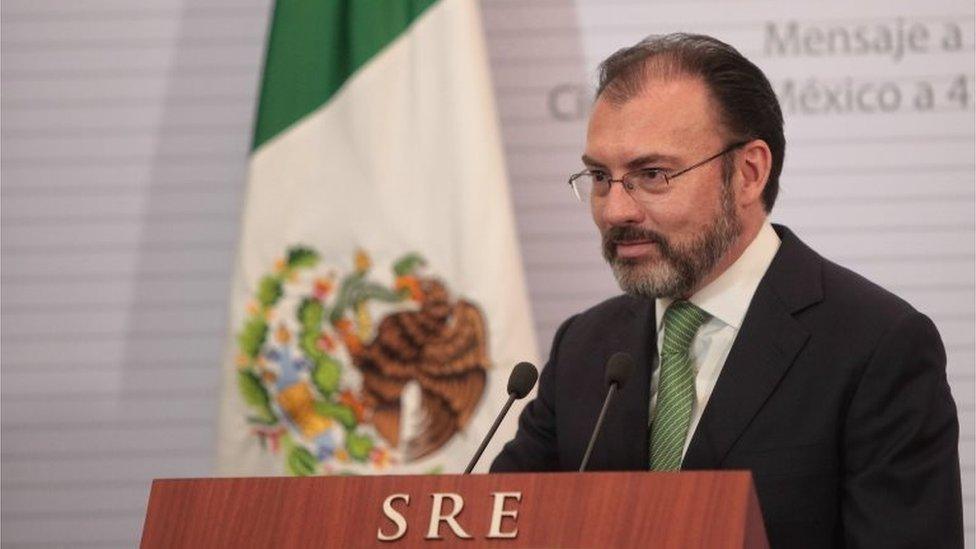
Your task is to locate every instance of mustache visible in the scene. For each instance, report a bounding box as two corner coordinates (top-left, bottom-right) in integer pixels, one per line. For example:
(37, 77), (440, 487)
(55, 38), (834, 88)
(602, 226), (670, 260)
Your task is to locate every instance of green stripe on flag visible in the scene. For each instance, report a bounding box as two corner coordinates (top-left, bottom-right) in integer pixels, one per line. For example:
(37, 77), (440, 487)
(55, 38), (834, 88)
(252, 0), (439, 150)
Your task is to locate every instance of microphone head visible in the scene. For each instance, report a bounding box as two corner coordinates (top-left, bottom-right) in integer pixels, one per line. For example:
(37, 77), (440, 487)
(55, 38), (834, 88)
(507, 362), (539, 399)
(605, 352), (635, 389)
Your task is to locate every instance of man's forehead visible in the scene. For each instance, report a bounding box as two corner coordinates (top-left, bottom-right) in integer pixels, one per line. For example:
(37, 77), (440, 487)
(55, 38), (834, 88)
(585, 75), (719, 161)
(595, 76), (714, 127)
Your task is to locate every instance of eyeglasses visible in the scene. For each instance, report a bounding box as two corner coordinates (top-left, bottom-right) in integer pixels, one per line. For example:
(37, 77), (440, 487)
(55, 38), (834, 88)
(568, 141), (749, 204)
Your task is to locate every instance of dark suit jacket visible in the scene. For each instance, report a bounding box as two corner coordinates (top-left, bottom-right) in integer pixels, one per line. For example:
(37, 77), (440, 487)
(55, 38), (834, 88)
(491, 225), (962, 548)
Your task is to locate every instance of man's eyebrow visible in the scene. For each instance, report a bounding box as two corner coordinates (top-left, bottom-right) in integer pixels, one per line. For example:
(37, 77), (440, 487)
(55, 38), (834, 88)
(580, 155), (606, 169)
(581, 153), (680, 170)
(624, 153), (679, 170)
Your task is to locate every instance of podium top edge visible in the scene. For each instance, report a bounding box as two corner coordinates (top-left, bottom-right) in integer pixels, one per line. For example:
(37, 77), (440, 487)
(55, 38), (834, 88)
(149, 470), (754, 484)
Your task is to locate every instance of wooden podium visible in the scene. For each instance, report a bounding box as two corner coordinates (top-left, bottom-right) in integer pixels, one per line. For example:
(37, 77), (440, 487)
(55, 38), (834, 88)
(141, 471), (768, 548)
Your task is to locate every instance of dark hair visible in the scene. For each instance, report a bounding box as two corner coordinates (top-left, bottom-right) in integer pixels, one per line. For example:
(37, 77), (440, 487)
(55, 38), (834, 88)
(597, 33), (784, 211)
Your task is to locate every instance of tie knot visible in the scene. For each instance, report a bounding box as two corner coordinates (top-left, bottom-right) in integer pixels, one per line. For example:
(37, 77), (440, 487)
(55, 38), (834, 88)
(661, 301), (710, 355)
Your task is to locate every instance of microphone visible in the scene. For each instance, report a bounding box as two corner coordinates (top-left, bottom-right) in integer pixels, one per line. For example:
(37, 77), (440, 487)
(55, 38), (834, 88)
(578, 352), (635, 472)
(463, 361), (539, 474)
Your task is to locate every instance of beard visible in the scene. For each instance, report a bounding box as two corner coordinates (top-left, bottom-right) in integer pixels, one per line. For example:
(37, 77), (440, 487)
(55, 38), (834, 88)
(601, 183), (742, 299)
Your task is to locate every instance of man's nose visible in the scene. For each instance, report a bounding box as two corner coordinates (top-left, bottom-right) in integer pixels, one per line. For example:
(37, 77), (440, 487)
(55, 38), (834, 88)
(598, 181), (646, 225)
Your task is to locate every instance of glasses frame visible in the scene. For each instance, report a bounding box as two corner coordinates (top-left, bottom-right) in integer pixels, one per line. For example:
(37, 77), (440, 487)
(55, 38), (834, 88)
(568, 140), (751, 203)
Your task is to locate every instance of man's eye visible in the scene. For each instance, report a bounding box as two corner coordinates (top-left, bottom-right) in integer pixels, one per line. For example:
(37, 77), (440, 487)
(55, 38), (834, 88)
(591, 172), (610, 182)
(635, 169), (665, 181)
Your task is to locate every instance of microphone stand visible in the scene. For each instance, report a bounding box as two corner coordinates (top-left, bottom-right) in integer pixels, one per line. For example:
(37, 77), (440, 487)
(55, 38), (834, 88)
(463, 393), (517, 474)
(578, 383), (619, 472)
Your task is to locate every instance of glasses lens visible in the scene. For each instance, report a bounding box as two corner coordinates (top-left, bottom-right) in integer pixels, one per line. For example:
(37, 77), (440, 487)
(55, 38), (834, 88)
(570, 175), (590, 203)
(570, 173), (608, 203)
(626, 169), (669, 195)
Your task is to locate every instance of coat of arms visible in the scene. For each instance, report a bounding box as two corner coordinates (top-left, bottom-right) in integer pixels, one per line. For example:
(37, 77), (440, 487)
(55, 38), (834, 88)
(235, 247), (490, 475)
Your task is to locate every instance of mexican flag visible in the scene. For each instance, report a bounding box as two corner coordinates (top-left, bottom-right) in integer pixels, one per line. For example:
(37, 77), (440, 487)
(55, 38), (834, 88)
(216, 0), (538, 476)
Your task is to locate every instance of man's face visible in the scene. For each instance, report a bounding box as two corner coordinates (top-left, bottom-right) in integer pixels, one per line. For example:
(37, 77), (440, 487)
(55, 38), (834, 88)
(584, 75), (742, 299)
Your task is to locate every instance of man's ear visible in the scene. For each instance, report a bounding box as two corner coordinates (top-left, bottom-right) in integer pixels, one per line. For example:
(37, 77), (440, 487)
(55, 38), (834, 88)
(736, 139), (772, 208)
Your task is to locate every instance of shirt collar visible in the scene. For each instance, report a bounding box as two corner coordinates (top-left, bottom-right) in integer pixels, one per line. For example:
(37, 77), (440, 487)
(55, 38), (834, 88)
(656, 221), (781, 332)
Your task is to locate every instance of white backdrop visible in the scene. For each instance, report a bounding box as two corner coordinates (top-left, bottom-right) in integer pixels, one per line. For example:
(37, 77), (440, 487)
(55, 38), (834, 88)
(2, 0), (973, 546)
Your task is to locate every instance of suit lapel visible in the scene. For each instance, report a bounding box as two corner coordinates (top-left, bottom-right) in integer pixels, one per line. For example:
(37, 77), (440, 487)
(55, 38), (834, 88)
(682, 283), (808, 468)
(683, 225), (821, 469)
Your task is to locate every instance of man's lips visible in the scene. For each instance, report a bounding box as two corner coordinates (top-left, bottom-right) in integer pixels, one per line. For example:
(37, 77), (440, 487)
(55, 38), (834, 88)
(614, 240), (657, 259)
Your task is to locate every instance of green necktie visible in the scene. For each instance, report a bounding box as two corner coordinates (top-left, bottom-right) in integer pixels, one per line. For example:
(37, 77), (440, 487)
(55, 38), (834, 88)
(649, 300), (711, 471)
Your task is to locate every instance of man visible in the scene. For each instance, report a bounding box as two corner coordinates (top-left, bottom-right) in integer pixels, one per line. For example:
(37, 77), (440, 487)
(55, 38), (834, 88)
(491, 34), (962, 548)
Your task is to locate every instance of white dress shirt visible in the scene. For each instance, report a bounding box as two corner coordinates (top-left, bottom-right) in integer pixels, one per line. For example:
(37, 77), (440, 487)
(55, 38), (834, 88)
(650, 221), (781, 459)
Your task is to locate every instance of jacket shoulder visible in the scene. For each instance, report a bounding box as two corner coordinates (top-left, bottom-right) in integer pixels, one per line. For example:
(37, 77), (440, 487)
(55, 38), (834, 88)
(818, 257), (920, 321)
(795, 252), (938, 369)
(773, 225), (921, 325)
(565, 294), (650, 332)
